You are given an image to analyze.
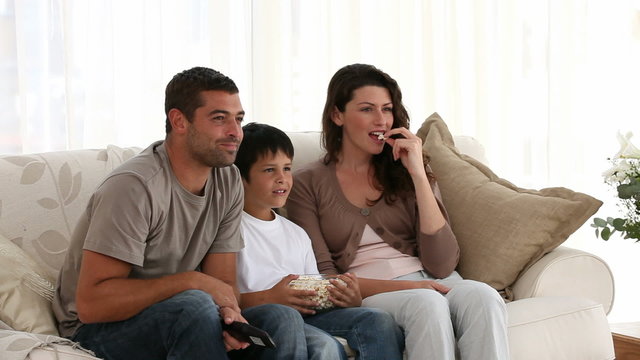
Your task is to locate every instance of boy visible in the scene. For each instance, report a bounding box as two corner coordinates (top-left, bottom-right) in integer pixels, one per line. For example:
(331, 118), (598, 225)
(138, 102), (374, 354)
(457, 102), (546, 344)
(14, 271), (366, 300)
(232, 122), (404, 360)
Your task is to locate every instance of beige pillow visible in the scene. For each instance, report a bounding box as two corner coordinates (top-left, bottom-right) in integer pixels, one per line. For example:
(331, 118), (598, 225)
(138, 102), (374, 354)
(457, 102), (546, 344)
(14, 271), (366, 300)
(0, 234), (58, 335)
(416, 113), (602, 292)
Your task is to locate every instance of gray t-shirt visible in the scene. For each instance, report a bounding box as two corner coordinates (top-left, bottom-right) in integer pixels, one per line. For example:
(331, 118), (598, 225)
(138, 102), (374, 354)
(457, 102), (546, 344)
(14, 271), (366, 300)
(52, 141), (244, 338)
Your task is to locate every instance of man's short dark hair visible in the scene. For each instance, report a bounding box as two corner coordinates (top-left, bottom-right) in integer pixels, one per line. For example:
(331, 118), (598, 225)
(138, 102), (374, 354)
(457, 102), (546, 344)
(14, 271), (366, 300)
(164, 67), (239, 133)
(235, 123), (294, 182)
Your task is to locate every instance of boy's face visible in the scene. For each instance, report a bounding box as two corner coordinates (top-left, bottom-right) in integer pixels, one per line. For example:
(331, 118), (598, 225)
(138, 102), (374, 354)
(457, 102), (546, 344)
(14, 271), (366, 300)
(242, 150), (293, 221)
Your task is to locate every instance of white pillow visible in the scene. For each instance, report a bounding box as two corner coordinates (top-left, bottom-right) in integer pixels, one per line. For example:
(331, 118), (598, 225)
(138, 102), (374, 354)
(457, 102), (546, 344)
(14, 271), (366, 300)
(0, 234), (58, 335)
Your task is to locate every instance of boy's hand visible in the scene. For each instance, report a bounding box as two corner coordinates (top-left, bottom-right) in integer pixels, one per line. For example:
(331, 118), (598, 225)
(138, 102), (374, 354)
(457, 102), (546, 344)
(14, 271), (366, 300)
(327, 273), (362, 307)
(270, 274), (320, 315)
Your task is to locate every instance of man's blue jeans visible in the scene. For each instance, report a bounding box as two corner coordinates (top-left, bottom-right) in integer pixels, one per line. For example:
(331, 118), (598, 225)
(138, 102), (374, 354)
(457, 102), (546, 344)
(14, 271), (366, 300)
(73, 290), (403, 360)
(73, 290), (330, 360)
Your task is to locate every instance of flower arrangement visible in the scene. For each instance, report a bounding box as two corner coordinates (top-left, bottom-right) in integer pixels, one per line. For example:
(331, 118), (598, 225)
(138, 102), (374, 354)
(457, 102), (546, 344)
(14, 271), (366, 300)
(592, 131), (640, 242)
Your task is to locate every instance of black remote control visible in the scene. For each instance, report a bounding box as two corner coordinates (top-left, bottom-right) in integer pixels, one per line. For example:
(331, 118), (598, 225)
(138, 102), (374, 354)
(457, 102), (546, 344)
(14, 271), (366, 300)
(222, 321), (276, 348)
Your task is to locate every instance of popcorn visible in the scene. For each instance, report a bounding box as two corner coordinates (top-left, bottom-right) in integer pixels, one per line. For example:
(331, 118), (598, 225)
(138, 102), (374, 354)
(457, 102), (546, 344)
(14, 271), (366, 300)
(377, 133), (386, 141)
(288, 274), (346, 310)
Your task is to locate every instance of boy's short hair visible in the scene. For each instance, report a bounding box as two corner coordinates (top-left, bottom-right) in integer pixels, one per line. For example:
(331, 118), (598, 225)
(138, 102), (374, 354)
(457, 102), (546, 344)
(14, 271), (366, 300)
(235, 123), (294, 181)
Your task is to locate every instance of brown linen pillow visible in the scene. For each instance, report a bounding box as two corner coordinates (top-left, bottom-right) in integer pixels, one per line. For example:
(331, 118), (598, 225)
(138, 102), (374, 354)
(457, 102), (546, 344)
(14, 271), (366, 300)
(416, 113), (602, 292)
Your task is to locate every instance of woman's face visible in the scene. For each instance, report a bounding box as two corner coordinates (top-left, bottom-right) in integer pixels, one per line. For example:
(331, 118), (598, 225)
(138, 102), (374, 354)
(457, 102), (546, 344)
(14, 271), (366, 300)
(332, 85), (393, 156)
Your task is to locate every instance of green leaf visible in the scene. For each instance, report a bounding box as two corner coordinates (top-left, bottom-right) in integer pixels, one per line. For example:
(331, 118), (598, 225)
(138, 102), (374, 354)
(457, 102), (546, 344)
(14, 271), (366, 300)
(595, 228), (600, 238)
(612, 218), (626, 231)
(617, 178), (640, 199)
(593, 218), (608, 227)
(602, 227), (611, 240)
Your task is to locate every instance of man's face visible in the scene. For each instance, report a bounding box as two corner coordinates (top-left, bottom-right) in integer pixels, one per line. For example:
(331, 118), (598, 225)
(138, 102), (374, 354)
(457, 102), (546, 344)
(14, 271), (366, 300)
(186, 90), (244, 168)
(242, 150), (293, 221)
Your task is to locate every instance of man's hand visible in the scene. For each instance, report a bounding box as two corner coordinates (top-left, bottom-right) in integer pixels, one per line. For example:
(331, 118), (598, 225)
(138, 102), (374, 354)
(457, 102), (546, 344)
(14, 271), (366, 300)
(327, 273), (362, 307)
(202, 276), (242, 313)
(219, 306), (250, 351)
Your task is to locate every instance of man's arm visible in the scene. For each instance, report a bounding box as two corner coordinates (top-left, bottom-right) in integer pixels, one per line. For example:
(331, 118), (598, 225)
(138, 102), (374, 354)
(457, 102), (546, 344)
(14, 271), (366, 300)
(200, 252), (243, 312)
(75, 250), (231, 324)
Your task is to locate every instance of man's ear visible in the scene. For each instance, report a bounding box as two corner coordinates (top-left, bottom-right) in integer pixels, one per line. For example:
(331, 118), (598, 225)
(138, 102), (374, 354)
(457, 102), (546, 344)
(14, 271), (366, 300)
(168, 108), (188, 134)
(331, 106), (344, 126)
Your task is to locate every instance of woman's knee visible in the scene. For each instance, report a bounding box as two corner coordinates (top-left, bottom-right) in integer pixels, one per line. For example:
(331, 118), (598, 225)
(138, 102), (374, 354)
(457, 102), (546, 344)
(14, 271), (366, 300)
(381, 289), (451, 328)
(405, 289), (450, 312)
(447, 280), (505, 313)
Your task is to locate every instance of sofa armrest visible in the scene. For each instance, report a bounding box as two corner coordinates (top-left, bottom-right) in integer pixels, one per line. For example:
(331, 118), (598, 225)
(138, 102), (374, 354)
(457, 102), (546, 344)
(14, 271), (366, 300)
(511, 246), (614, 314)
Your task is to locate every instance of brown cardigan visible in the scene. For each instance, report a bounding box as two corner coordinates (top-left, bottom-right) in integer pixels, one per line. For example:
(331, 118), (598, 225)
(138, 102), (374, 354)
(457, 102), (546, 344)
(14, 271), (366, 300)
(286, 160), (460, 279)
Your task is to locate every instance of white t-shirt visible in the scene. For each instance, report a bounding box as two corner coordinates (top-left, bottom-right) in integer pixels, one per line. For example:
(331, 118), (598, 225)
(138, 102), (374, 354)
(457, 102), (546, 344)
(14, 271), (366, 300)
(237, 211), (319, 293)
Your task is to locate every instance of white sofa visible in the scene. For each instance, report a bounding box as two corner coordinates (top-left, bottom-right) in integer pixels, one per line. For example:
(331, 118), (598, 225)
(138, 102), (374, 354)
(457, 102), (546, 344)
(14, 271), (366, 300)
(0, 132), (615, 359)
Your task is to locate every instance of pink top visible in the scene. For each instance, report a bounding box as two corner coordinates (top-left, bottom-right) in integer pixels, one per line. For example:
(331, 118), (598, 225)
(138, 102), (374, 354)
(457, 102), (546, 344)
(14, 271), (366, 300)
(349, 224), (423, 279)
(286, 160), (459, 279)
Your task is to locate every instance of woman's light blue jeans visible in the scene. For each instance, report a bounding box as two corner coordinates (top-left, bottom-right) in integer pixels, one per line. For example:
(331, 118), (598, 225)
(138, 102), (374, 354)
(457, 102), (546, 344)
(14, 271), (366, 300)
(362, 271), (509, 360)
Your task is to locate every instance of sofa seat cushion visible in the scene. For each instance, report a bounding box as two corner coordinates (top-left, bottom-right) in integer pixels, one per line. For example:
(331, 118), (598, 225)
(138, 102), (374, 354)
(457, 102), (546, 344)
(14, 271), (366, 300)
(416, 113), (603, 293)
(507, 297), (614, 360)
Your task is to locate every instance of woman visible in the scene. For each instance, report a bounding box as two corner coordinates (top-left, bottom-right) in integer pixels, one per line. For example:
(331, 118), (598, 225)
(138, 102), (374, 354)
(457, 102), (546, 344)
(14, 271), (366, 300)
(286, 63), (509, 360)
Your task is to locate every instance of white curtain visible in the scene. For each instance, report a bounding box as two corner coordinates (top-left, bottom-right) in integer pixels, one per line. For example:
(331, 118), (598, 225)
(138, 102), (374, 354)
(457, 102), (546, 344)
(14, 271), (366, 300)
(2, 0), (640, 321)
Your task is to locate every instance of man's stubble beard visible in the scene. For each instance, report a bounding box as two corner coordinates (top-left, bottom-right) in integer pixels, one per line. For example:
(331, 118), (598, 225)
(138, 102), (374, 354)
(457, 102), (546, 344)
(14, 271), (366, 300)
(186, 126), (239, 168)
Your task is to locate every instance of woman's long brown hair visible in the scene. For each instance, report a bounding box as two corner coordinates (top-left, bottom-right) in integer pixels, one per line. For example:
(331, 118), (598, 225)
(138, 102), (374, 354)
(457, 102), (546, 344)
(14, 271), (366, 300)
(321, 64), (430, 205)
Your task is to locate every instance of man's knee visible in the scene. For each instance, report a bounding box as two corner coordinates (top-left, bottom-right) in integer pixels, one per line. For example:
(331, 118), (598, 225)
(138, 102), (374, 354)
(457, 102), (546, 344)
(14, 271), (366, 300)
(160, 290), (222, 337)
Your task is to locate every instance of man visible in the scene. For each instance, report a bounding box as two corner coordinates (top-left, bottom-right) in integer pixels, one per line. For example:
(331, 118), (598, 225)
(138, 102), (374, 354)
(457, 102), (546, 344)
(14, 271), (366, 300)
(52, 67), (309, 360)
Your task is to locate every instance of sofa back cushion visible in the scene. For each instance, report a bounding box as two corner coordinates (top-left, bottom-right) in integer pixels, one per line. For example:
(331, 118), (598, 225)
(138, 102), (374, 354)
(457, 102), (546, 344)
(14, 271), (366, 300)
(0, 145), (140, 280)
(416, 113), (602, 292)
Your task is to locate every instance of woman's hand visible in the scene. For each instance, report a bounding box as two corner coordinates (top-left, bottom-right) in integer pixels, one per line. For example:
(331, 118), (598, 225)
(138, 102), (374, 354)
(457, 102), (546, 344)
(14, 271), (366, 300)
(415, 280), (451, 294)
(384, 127), (427, 178)
(327, 273), (363, 307)
(269, 274), (320, 315)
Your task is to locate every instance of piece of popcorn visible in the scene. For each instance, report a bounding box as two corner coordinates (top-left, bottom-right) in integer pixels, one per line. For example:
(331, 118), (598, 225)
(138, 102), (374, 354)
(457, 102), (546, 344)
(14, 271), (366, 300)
(289, 274), (346, 310)
(377, 133), (386, 140)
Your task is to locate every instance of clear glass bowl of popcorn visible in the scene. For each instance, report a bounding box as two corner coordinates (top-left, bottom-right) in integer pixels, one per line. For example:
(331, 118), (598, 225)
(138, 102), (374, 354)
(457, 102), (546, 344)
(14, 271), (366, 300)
(288, 274), (345, 311)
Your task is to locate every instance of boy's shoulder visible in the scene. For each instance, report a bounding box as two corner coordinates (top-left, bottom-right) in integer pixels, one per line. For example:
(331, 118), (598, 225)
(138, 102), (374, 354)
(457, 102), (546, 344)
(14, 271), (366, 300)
(275, 212), (312, 240)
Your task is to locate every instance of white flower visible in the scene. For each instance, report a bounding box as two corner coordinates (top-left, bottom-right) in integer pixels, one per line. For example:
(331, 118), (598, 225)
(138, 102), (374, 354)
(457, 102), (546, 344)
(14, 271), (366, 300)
(603, 159), (633, 183)
(613, 131), (640, 160)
